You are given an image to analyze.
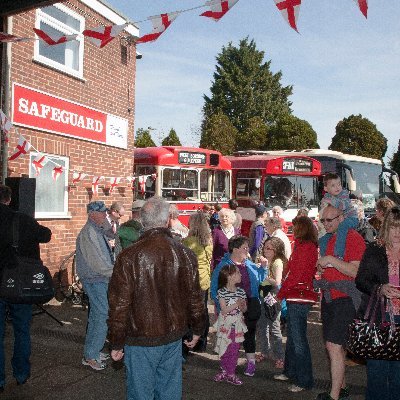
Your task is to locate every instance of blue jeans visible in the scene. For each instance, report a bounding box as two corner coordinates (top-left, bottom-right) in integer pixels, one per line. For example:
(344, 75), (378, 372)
(0, 300), (32, 386)
(284, 303), (313, 389)
(366, 359), (400, 400)
(82, 281), (109, 361)
(124, 339), (182, 400)
(319, 217), (358, 258)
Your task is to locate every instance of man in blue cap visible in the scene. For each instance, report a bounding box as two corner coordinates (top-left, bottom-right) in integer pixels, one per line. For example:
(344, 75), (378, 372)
(76, 201), (114, 370)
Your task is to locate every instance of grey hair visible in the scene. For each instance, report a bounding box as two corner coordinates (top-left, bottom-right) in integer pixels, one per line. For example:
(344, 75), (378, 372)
(218, 208), (236, 224)
(272, 206), (283, 214)
(265, 217), (282, 230)
(169, 204), (179, 220)
(141, 197), (170, 229)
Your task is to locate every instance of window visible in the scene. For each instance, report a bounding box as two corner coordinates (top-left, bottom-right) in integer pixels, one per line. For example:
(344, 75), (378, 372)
(200, 170), (230, 202)
(236, 171), (260, 200)
(29, 153), (69, 218)
(161, 168), (199, 201)
(133, 166), (157, 199)
(34, 4), (85, 78)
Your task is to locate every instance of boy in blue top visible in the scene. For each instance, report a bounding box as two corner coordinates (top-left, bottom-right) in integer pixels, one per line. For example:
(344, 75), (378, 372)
(319, 173), (358, 258)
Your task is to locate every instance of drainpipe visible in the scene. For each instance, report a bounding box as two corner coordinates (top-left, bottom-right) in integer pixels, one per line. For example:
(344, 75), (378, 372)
(1, 16), (12, 183)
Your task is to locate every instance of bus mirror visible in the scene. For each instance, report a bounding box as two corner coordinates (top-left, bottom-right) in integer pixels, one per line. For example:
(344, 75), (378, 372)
(345, 169), (356, 191)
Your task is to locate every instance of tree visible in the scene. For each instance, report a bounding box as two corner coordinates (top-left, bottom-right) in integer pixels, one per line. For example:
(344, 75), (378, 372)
(329, 114), (387, 159)
(134, 128), (156, 148)
(199, 111), (237, 155)
(202, 37), (293, 146)
(237, 116), (269, 151)
(267, 114), (319, 150)
(390, 140), (400, 176)
(161, 128), (182, 146)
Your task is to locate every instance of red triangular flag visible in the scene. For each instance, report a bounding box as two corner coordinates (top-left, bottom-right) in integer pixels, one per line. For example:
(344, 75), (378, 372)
(52, 166), (64, 181)
(137, 12), (180, 44)
(92, 176), (104, 195)
(33, 28), (78, 46)
(354, 0), (368, 18)
(9, 135), (31, 161)
(274, 0), (301, 32)
(83, 23), (126, 48)
(108, 177), (121, 194)
(32, 153), (49, 176)
(200, 0), (239, 22)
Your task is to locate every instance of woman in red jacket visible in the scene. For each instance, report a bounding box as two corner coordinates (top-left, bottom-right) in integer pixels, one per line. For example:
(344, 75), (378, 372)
(274, 216), (318, 393)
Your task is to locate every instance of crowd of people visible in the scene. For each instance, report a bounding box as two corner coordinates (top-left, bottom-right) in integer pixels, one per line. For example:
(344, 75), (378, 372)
(0, 174), (399, 400)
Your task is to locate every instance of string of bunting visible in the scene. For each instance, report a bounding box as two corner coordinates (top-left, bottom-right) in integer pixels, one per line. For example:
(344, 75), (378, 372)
(1, 109), (155, 196)
(0, 0), (368, 47)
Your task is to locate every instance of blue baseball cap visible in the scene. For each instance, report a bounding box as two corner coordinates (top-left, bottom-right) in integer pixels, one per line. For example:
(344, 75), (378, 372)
(87, 201), (107, 213)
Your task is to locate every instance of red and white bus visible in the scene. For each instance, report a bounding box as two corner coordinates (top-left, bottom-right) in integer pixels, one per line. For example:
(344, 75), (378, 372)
(228, 152), (322, 236)
(133, 146), (231, 224)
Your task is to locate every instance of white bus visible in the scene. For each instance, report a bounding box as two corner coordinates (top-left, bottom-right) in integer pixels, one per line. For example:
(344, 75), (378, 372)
(234, 149), (400, 215)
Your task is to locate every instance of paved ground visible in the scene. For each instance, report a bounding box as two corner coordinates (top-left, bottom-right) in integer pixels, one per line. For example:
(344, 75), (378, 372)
(2, 301), (367, 400)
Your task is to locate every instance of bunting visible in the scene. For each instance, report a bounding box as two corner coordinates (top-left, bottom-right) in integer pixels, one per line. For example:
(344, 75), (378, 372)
(0, 32), (33, 43)
(274, 0), (301, 32)
(33, 28), (78, 46)
(82, 23), (127, 48)
(32, 153), (49, 176)
(200, 0), (239, 22)
(52, 166), (64, 181)
(108, 177), (122, 194)
(137, 12), (180, 44)
(9, 135), (31, 161)
(92, 176), (104, 195)
(0, 109), (13, 143)
(354, 0), (368, 18)
(72, 172), (87, 183)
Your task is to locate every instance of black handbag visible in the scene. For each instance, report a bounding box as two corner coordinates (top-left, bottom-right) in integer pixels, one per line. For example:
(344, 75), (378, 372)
(245, 297), (262, 321)
(0, 214), (54, 304)
(347, 288), (400, 361)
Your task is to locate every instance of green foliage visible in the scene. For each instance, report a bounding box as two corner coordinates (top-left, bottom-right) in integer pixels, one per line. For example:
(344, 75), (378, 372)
(199, 111), (237, 155)
(329, 114), (387, 159)
(238, 116), (269, 151)
(161, 128), (182, 146)
(201, 37), (293, 148)
(267, 114), (319, 150)
(134, 128), (156, 148)
(390, 140), (400, 176)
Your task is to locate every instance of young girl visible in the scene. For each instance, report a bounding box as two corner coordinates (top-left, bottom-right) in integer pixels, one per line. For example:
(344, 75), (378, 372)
(213, 264), (248, 385)
(257, 237), (287, 368)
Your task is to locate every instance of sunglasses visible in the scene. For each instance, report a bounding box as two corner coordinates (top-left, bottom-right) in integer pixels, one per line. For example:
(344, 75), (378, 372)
(320, 215), (342, 224)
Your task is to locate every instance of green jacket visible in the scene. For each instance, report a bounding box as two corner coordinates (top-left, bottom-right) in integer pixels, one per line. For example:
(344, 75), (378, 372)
(118, 219), (143, 250)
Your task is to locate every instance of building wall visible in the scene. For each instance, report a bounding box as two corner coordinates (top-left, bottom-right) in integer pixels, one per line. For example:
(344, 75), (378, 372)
(7, 0), (136, 276)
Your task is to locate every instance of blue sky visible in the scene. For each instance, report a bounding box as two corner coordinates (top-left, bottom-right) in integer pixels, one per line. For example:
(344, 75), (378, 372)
(108, 0), (399, 161)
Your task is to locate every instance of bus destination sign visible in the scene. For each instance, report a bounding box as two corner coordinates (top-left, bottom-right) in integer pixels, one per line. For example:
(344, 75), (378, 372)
(178, 152), (206, 165)
(282, 158), (313, 172)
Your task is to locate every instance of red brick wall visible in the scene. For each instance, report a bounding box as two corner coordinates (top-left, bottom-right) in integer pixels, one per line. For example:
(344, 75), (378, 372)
(7, 0), (136, 276)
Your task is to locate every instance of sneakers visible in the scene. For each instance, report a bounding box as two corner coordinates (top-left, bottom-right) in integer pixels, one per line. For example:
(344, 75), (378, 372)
(213, 371), (227, 382)
(273, 373), (289, 381)
(82, 358), (106, 371)
(274, 359), (284, 369)
(288, 384), (305, 393)
(99, 352), (110, 361)
(244, 361), (256, 377)
(226, 374), (243, 386)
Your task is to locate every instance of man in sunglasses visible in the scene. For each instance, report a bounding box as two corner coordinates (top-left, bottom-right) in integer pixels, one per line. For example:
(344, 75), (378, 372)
(314, 205), (366, 400)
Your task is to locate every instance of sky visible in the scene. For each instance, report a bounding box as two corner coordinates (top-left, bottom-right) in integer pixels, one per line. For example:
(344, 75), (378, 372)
(107, 0), (400, 161)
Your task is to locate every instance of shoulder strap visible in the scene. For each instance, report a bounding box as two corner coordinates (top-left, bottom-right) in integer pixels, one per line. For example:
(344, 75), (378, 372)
(12, 213), (20, 251)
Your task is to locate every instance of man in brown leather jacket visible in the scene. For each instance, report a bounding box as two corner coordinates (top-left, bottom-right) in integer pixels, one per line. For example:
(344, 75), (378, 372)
(108, 196), (205, 400)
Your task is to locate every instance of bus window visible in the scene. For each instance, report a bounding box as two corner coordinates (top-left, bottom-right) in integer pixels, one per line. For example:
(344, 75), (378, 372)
(134, 166), (156, 199)
(236, 171), (260, 200)
(200, 170), (230, 202)
(161, 168), (198, 201)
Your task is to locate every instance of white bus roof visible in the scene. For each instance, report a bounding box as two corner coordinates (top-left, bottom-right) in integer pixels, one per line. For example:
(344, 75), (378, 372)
(234, 149), (382, 165)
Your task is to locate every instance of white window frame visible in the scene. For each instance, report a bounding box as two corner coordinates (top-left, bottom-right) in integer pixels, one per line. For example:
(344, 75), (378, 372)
(29, 152), (70, 219)
(34, 3), (85, 79)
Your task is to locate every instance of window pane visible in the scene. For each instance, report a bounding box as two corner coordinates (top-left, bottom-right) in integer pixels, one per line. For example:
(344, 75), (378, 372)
(39, 22), (66, 65)
(29, 156), (66, 213)
(41, 5), (81, 31)
(161, 168), (198, 201)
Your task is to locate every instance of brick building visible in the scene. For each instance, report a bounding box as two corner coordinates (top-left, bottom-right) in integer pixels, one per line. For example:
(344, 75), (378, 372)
(0, 0), (139, 275)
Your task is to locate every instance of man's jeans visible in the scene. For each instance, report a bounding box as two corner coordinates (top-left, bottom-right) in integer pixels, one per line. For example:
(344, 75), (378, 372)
(82, 281), (109, 361)
(366, 359), (400, 400)
(124, 339), (182, 400)
(284, 303), (313, 389)
(0, 300), (32, 386)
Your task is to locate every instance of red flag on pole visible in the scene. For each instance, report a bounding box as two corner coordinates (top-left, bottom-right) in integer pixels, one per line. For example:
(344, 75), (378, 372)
(83, 23), (127, 48)
(33, 28), (78, 45)
(9, 135), (31, 161)
(137, 12), (180, 44)
(274, 0), (301, 32)
(200, 0), (239, 21)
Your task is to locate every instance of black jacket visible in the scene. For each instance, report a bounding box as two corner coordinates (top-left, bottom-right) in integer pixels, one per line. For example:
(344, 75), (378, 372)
(0, 203), (52, 267)
(355, 243), (389, 321)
